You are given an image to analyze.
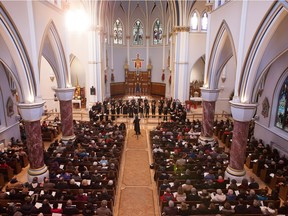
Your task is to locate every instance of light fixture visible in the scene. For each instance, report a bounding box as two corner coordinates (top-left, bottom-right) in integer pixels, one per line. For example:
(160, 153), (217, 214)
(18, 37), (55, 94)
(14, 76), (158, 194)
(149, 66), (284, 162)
(66, 9), (90, 32)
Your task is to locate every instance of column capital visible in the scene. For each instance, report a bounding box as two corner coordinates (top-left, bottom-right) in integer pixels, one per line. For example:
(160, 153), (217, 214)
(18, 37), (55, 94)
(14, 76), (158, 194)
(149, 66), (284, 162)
(54, 87), (75, 101)
(18, 101), (45, 121)
(230, 102), (257, 122)
(173, 26), (190, 33)
(200, 88), (220, 101)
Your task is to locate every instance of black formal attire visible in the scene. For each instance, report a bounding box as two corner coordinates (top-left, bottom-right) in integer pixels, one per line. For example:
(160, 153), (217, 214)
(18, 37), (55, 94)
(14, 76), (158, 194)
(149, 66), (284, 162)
(133, 116), (141, 135)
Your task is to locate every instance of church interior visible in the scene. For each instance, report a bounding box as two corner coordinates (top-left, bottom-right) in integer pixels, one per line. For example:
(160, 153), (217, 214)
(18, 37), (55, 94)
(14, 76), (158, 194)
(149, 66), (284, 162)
(0, 0), (288, 215)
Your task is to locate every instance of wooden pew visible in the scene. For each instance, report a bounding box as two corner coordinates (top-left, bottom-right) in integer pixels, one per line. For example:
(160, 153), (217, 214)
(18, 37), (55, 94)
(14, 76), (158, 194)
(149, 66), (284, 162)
(0, 167), (14, 182)
(7, 159), (22, 174)
(269, 176), (286, 189)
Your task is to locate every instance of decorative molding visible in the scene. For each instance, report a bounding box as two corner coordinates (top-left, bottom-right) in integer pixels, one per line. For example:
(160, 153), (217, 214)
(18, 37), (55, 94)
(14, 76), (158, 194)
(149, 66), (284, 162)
(261, 97), (269, 118)
(6, 97), (14, 117)
(173, 26), (190, 33)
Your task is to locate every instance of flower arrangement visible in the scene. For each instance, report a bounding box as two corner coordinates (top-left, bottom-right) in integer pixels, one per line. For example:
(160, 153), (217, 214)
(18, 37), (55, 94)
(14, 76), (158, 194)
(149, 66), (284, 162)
(162, 73), (165, 82)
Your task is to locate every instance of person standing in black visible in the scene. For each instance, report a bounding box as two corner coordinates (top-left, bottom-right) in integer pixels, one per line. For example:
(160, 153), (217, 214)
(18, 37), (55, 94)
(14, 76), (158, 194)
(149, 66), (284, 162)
(151, 100), (156, 118)
(145, 102), (150, 118)
(133, 115), (141, 135)
(163, 105), (168, 121)
(111, 105), (116, 121)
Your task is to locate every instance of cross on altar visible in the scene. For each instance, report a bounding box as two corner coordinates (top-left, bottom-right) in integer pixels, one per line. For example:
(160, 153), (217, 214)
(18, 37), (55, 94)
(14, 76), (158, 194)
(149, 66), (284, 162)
(132, 54), (144, 70)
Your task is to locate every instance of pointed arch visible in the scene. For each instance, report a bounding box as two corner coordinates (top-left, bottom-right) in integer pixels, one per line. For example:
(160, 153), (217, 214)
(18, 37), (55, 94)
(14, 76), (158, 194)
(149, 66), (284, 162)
(39, 20), (69, 89)
(240, 1), (288, 103)
(152, 18), (163, 45)
(0, 3), (36, 103)
(113, 18), (124, 45)
(205, 20), (237, 90)
(190, 10), (200, 31)
(201, 10), (208, 31)
(132, 19), (144, 45)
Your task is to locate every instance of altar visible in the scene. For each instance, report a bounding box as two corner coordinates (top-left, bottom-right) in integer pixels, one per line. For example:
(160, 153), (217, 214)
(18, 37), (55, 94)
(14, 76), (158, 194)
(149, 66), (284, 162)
(127, 96), (146, 100)
(190, 97), (202, 109)
(72, 99), (81, 109)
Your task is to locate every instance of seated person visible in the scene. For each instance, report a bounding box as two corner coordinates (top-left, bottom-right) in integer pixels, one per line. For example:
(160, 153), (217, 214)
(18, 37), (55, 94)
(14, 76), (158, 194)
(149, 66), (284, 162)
(51, 203), (62, 214)
(246, 199), (262, 214)
(38, 199), (51, 214)
(220, 202), (235, 215)
(20, 196), (38, 215)
(211, 189), (226, 203)
(6, 177), (23, 190)
(96, 200), (112, 216)
(62, 199), (79, 215)
(162, 200), (177, 216)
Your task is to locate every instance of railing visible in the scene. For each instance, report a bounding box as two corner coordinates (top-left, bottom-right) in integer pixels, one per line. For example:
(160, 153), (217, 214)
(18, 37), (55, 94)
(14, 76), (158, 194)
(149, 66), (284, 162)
(41, 111), (232, 125)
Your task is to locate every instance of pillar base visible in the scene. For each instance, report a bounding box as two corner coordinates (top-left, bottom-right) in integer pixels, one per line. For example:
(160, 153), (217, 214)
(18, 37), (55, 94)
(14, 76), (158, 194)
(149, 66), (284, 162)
(225, 165), (247, 183)
(27, 165), (49, 183)
(198, 136), (215, 145)
(61, 134), (76, 143)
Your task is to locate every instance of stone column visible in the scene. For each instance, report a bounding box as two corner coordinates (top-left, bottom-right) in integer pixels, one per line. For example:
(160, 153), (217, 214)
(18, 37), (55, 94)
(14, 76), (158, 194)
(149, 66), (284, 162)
(54, 87), (76, 141)
(199, 88), (219, 144)
(172, 27), (190, 101)
(18, 101), (48, 182)
(225, 102), (257, 182)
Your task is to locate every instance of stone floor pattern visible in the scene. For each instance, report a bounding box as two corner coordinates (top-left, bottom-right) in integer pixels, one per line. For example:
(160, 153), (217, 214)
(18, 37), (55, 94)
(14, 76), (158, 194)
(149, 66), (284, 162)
(114, 128), (160, 216)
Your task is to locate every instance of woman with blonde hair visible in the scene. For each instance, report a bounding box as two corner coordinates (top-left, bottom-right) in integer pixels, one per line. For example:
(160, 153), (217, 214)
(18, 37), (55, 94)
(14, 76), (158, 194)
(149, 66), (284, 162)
(175, 186), (186, 202)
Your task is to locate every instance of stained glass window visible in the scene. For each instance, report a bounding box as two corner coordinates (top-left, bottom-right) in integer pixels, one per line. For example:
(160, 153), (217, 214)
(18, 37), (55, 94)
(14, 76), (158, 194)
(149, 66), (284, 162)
(190, 12), (198, 31)
(201, 12), (208, 31)
(153, 19), (163, 45)
(133, 20), (144, 45)
(113, 19), (123, 44)
(276, 77), (288, 131)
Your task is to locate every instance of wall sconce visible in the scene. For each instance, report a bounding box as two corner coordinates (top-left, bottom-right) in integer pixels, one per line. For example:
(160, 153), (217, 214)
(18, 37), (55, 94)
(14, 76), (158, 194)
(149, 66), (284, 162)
(49, 74), (55, 82)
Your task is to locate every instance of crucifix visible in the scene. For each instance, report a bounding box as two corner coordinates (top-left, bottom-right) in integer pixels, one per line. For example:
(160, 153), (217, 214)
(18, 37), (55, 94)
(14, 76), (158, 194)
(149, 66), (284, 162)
(132, 54), (144, 74)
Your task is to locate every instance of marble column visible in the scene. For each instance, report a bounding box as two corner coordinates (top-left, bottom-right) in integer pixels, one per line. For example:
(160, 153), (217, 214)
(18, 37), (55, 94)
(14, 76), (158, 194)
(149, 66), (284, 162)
(54, 87), (76, 141)
(201, 100), (215, 138)
(18, 101), (48, 182)
(225, 102), (257, 182)
(24, 120), (45, 169)
(199, 88), (219, 144)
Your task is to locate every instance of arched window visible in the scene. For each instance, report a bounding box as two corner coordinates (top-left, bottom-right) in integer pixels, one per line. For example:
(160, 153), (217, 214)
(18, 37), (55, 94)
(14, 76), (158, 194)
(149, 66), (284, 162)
(113, 19), (123, 44)
(201, 12), (208, 31)
(133, 20), (144, 45)
(276, 77), (288, 131)
(190, 12), (198, 31)
(153, 19), (163, 45)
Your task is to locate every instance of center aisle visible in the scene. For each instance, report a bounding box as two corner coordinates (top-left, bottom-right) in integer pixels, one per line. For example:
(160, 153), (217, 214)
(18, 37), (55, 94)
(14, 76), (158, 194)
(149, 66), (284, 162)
(114, 128), (160, 216)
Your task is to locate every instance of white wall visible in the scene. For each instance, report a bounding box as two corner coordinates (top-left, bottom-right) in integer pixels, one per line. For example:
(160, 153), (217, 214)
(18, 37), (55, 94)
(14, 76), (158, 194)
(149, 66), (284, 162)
(253, 52), (288, 154)
(40, 57), (60, 112)
(215, 57), (236, 114)
(0, 65), (20, 145)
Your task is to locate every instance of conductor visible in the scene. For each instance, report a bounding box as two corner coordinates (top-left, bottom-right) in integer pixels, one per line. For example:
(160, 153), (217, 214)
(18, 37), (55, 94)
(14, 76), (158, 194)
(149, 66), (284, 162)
(133, 115), (141, 135)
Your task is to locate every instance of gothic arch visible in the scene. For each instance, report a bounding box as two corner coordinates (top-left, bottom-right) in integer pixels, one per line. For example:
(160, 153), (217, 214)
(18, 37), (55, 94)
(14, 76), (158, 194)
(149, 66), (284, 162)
(39, 20), (69, 89)
(69, 53), (85, 87)
(241, 1), (288, 103)
(0, 3), (36, 103)
(205, 20), (237, 90)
